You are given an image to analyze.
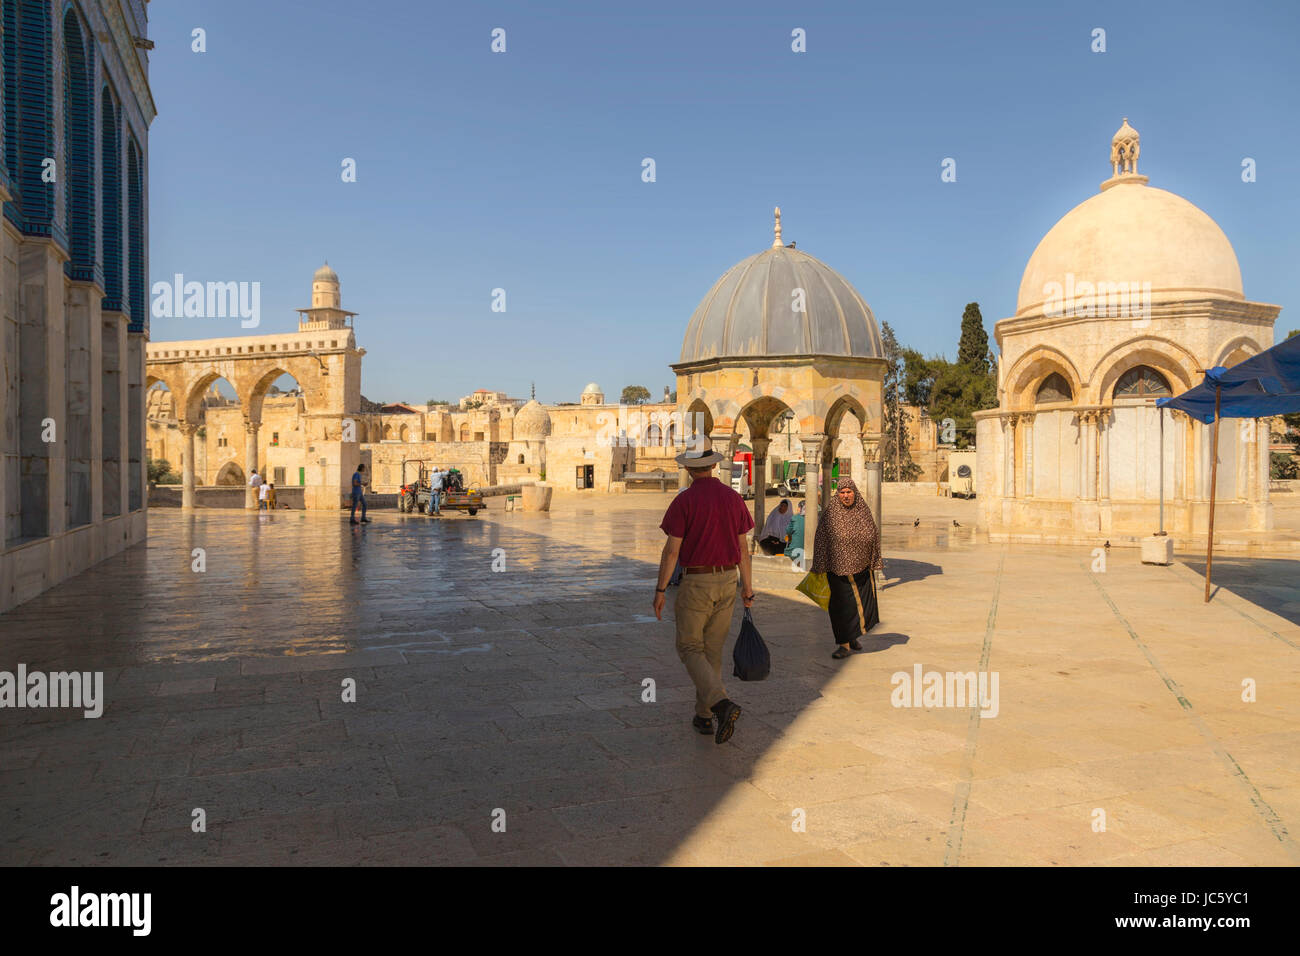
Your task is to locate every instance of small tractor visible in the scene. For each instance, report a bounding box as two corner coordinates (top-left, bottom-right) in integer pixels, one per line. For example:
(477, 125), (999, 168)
(398, 460), (485, 516)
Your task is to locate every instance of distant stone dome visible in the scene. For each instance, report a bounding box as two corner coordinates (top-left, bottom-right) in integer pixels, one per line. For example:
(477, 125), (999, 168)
(314, 262), (339, 283)
(1016, 121), (1243, 315)
(581, 383), (602, 395)
(680, 212), (883, 363)
(513, 399), (551, 439)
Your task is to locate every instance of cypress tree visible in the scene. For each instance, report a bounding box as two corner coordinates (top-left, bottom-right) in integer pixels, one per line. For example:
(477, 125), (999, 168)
(957, 302), (990, 374)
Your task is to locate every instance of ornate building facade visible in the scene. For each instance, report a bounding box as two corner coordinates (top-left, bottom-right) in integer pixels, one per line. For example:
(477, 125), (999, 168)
(1, 0), (154, 612)
(975, 120), (1281, 544)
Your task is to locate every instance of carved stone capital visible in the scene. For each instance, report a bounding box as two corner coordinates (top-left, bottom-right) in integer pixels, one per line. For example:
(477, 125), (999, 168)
(801, 434), (827, 465)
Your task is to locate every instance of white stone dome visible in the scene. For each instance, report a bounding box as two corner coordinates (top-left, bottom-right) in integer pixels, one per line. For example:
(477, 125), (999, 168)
(513, 399), (551, 438)
(1017, 138), (1243, 316)
(581, 383), (602, 395)
(314, 262), (339, 283)
(680, 217), (882, 363)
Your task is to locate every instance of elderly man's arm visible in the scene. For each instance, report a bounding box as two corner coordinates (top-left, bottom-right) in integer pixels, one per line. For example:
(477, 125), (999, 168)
(738, 534), (754, 608)
(653, 536), (682, 620)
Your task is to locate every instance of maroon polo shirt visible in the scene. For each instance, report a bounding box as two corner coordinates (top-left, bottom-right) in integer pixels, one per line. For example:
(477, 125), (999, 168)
(660, 475), (755, 566)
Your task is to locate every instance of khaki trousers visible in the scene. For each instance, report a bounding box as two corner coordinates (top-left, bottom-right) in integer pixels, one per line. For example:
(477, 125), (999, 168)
(674, 570), (737, 717)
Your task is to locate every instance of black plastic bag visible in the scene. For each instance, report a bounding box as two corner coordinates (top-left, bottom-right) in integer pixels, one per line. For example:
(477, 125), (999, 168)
(732, 608), (771, 681)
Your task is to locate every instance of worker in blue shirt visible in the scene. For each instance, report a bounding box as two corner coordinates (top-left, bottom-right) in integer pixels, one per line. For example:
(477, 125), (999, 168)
(427, 467), (447, 516)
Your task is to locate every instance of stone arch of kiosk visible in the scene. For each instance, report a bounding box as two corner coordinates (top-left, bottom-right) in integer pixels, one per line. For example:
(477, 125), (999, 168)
(145, 264), (364, 510)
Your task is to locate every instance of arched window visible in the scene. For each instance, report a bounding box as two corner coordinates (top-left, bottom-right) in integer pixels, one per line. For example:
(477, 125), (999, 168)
(399, 424), (409, 442)
(126, 138), (145, 332)
(5, 0), (56, 233)
(1114, 365), (1172, 399)
(459, 424), (469, 441)
(517, 454), (525, 464)
(63, 8), (95, 279)
(101, 89), (122, 309)
(1035, 372), (1073, 404)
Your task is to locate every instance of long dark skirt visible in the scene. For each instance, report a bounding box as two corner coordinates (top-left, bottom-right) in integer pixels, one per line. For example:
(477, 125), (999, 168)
(827, 567), (879, 644)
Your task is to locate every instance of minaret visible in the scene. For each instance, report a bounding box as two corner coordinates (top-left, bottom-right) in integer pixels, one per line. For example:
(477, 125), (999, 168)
(297, 262), (358, 331)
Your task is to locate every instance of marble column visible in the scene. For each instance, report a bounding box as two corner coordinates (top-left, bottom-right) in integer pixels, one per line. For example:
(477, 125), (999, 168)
(244, 418), (261, 509)
(750, 437), (770, 539)
(181, 423), (198, 511)
(1098, 409), (1110, 502)
(1021, 412), (1035, 497)
(801, 435), (826, 567)
(1003, 414), (1017, 497)
(1078, 411), (1098, 499)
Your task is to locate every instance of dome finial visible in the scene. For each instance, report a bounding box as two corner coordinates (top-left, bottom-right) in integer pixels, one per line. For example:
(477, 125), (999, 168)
(772, 206), (782, 248)
(531, 381), (535, 400)
(1109, 117), (1141, 178)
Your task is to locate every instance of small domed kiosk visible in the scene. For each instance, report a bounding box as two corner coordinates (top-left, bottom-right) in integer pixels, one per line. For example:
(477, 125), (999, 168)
(975, 119), (1282, 543)
(671, 208), (887, 559)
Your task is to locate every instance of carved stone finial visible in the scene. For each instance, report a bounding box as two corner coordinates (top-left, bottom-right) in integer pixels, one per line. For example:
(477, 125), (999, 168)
(1110, 118), (1140, 177)
(772, 206), (783, 248)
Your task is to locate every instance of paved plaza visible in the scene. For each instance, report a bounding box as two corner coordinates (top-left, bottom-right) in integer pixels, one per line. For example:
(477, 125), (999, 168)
(2, 493), (1299, 866)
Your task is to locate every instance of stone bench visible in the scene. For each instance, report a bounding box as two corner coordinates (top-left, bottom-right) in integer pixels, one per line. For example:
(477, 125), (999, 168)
(623, 471), (675, 491)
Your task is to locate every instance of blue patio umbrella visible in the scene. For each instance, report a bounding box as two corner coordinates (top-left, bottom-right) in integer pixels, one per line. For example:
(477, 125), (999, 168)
(1157, 334), (1300, 601)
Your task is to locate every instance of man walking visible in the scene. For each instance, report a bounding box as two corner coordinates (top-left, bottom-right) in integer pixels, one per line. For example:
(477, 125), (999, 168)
(653, 446), (755, 744)
(350, 463), (370, 525)
(258, 480), (270, 511)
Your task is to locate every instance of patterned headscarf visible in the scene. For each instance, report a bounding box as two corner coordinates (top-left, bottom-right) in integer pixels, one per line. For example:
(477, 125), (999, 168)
(810, 477), (882, 576)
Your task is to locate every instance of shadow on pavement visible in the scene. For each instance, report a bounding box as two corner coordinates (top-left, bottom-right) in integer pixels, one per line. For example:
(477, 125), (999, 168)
(1177, 556), (1300, 628)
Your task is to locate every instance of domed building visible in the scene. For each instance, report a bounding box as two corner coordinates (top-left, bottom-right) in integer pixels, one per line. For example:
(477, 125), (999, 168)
(502, 393), (552, 482)
(580, 383), (605, 406)
(975, 119), (1282, 543)
(672, 208), (887, 554)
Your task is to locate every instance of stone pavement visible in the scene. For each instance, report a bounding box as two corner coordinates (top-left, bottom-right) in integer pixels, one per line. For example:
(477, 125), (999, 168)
(1, 493), (1298, 866)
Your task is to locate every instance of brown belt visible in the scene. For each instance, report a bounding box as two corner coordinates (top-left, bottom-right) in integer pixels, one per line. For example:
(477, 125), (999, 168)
(684, 564), (738, 574)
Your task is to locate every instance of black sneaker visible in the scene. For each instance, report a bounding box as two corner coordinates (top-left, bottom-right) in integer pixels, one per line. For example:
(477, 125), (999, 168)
(711, 699), (741, 745)
(691, 715), (713, 735)
(350, 519), (359, 525)
(360, 517), (371, 523)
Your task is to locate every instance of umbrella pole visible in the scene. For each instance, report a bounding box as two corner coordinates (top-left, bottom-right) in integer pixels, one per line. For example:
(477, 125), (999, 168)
(1204, 386), (1221, 603)
(1158, 406), (1165, 535)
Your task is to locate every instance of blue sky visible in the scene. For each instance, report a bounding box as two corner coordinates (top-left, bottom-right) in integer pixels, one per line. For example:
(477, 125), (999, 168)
(147, 0), (1300, 405)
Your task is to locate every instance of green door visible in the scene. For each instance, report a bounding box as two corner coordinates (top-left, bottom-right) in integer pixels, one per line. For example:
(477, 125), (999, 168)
(298, 467), (305, 486)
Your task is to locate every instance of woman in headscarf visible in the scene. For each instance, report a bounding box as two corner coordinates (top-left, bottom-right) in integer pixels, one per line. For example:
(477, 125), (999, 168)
(811, 478), (882, 659)
(757, 499), (793, 554)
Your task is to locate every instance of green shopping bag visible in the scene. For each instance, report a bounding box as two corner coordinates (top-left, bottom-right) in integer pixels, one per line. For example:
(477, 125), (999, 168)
(796, 571), (831, 611)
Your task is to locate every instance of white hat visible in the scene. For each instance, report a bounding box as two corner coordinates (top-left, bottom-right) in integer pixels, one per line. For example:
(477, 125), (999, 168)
(675, 446), (725, 468)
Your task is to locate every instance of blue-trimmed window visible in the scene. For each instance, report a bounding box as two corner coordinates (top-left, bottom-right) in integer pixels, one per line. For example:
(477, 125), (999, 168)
(62, 5), (95, 281)
(7, 0), (57, 238)
(126, 136), (145, 333)
(100, 89), (121, 310)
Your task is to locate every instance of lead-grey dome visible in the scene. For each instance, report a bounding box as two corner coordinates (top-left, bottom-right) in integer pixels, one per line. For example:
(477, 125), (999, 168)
(680, 245), (883, 363)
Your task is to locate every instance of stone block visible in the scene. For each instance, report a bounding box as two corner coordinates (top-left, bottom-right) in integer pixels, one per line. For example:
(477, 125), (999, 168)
(1140, 535), (1174, 565)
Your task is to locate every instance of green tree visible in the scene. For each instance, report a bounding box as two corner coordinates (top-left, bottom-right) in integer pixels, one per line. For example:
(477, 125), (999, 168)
(621, 385), (651, 405)
(902, 348), (937, 407)
(147, 457), (180, 484)
(924, 303), (1000, 448)
(1271, 452), (1298, 480)
(957, 302), (991, 375)
(929, 361), (997, 448)
(880, 322), (922, 481)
